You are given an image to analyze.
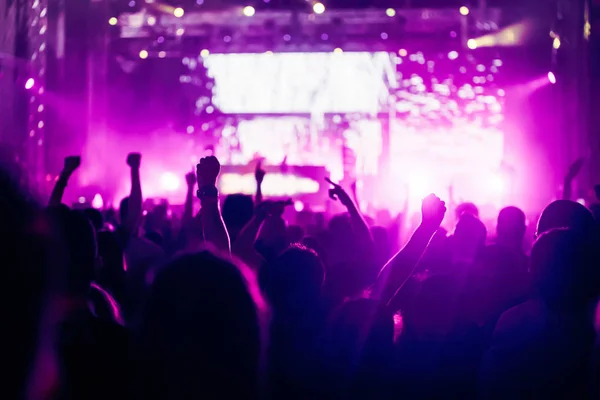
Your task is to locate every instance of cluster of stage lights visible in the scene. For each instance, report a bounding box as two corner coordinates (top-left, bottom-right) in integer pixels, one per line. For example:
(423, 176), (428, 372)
(27, 0), (48, 153)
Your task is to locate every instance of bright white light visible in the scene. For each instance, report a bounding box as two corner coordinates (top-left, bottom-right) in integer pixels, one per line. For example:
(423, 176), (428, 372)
(158, 51), (166, 58)
(173, 7), (184, 17)
(78, 196), (86, 204)
(147, 15), (156, 25)
(313, 2), (325, 14)
(139, 49), (148, 59)
(160, 172), (181, 191)
(398, 48), (407, 57)
(386, 8), (396, 17)
(408, 174), (432, 201)
(333, 47), (343, 54)
(176, 28), (185, 36)
(92, 193), (104, 209)
(548, 71), (556, 84)
(553, 37), (561, 49)
(294, 200), (304, 212)
(108, 17), (118, 25)
(200, 49), (210, 57)
(203, 52), (393, 114)
(459, 6), (469, 16)
(243, 6), (255, 17)
(25, 78), (34, 89)
(448, 51), (458, 60)
(220, 173), (319, 196)
(467, 39), (477, 49)
(488, 174), (505, 195)
(576, 198), (586, 206)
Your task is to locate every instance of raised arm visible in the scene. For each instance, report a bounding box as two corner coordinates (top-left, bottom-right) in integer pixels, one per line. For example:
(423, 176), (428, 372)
(231, 201), (287, 269)
(326, 177), (374, 258)
(197, 156), (230, 254)
(123, 153), (142, 235)
(562, 158), (583, 201)
(48, 156), (80, 206)
(371, 194), (446, 304)
(183, 171), (196, 227)
(255, 161), (265, 205)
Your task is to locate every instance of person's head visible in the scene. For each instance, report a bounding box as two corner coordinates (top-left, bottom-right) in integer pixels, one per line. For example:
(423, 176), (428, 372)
(531, 228), (600, 309)
(452, 213), (487, 263)
(46, 207), (97, 298)
(139, 251), (265, 399)
(536, 200), (596, 238)
(455, 202), (479, 220)
(95, 231), (125, 297)
(260, 244), (325, 312)
(496, 206), (526, 248)
(222, 194), (254, 240)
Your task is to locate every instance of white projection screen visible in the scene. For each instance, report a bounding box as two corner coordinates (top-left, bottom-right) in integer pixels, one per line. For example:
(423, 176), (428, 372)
(203, 52), (396, 114)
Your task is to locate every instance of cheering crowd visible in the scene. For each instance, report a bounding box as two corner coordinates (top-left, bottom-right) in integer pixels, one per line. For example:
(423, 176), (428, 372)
(3, 151), (600, 399)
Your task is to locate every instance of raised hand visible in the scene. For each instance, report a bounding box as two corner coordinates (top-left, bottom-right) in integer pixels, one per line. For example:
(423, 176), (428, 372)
(196, 156), (220, 187)
(565, 158), (584, 181)
(126, 153), (141, 169)
(255, 161), (266, 185)
(421, 193), (446, 230)
(63, 156), (81, 175)
(325, 177), (353, 207)
(185, 171), (196, 188)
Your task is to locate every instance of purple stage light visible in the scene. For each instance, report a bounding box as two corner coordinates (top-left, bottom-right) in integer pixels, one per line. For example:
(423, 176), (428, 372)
(25, 78), (35, 89)
(548, 71), (556, 84)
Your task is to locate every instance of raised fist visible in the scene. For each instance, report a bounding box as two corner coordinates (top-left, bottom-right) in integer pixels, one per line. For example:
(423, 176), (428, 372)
(63, 156), (81, 174)
(196, 156), (220, 187)
(255, 161), (266, 184)
(325, 177), (353, 207)
(421, 193), (446, 230)
(565, 158), (584, 181)
(185, 171), (196, 187)
(127, 153), (141, 169)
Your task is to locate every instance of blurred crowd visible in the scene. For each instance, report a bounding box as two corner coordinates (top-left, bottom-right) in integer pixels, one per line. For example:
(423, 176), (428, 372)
(3, 152), (600, 400)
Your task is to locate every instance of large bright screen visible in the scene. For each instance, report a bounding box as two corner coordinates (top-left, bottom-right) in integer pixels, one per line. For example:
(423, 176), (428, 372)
(204, 52), (396, 114)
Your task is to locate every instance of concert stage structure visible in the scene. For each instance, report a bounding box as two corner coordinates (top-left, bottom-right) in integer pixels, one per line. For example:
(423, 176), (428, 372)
(15, 0), (597, 216)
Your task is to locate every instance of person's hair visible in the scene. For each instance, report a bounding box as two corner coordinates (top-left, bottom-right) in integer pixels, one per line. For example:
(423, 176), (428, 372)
(497, 206), (526, 242)
(536, 200), (596, 237)
(259, 244), (325, 311)
(82, 207), (104, 231)
(222, 194), (254, 238)
(89, 283), (124, 325)
(455, 202), (479, 219)
(452, 213), (487, 257)
(138, 251), (265, 399)
(531, 228), (600, 309)
(46, 206), (97, 297)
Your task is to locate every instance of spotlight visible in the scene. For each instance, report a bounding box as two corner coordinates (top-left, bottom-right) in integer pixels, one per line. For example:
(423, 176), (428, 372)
(548, 71), (556, 84)
(158, 51), (166, 58)
(333, 47), (343, 54)
(398, 48), (407, 57)
(108, 17), (118, 25)
(147, 15), (156, 25)
(243, 6), (255, 17)
(553, 37), (561, 49)
(200, 49), (210, 57)
(139, 50), (148, 59)
(313, 2), (325, 14)
(448, 51), (458, 60)
(25, 78), (35, 89)
(385, 8), (396, 17)
(459, 6), (469, 16)
(173, 7), (184, 17)
(467, 39), (477, 49)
